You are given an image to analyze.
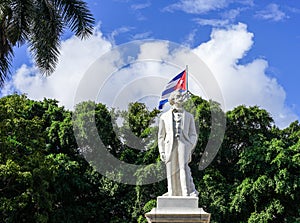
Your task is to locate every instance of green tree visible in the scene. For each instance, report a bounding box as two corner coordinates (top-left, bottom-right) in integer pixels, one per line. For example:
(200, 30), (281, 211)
(0, 0), (94, 86)
(0, 95), (110, 222)
(118, 102), (159, 164)
(1, 94), (299, 223)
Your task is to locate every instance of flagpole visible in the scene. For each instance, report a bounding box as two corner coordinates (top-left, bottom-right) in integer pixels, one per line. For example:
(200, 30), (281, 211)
(186, 65), (189, 94)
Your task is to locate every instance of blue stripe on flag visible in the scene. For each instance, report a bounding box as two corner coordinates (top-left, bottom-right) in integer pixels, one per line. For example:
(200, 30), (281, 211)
(161, 86), (176, 96)
(158, 99), (168, 109)
(170, 70), (185, 82)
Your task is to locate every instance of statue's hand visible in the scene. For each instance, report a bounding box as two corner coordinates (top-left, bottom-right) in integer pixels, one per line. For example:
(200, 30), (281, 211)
(160, 153), (166, 162)
(188, 154), (192, 163)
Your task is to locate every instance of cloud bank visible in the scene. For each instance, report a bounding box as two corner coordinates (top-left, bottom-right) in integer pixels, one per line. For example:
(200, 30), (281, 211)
(2, 29), (112, 109)
(1, 24), (297, 128)
(193, 23), (297, 127)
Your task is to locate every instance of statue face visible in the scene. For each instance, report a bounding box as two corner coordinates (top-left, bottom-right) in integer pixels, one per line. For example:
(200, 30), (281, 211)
(172, 91), (183, 107)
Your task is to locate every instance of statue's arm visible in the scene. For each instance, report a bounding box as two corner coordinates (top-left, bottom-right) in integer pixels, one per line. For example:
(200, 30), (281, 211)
(158, 117), (166, 160)
(189, 115), (198, 149)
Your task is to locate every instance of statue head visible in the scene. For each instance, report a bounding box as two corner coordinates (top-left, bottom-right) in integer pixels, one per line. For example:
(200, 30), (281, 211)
(168, 90), (184, 107)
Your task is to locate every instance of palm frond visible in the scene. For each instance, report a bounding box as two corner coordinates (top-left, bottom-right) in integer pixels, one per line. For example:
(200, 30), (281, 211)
(8, 0), (32, 45)
(0, 5), (14, 86)
(0, 0), (95, 86)
(29, 0), (63, 75)
(55, 0), (95, 38)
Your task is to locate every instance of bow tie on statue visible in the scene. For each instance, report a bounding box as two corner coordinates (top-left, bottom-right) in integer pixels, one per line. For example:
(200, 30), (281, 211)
(172, 107), (183, 113)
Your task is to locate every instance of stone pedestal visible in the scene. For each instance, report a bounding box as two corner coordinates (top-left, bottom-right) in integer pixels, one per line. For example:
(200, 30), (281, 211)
(145, 196), (211, 223)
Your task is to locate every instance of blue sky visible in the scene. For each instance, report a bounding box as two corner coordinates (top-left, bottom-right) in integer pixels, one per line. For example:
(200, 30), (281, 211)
(2, 0), (300, 128)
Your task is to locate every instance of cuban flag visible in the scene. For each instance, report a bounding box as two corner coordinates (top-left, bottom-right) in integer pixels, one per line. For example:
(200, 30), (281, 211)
(158, 69), (187, 109)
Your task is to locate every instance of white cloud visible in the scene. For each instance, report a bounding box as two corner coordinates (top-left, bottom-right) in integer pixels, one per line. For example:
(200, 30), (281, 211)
(195, 23), (253, 65)
(131, 2), (151, 10)
(222, 8), (243, 21)
(235, 0), (254, 6)
(2, 28), (112, 109)
(193, 8), (245, 27)
(130, 2), (151, 21)
(97, 61), (180, 110)
(138, 41), (170, 61)
(286, 6), (300, 14)
(194, 18), (229, 27)
(164, 0), (252, 14)
(109, 26), (135, 43)
(183, 29), (197, 46)
(193, 7), (245, 28)
(193, 23), (297, 127)
(131, 31), (152, 40)
(164, 0), (229, 14)
(255, 4), (288, 21)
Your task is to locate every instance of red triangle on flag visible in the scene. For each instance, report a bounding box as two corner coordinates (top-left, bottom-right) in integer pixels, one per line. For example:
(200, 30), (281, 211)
(174, 70), (187, 91)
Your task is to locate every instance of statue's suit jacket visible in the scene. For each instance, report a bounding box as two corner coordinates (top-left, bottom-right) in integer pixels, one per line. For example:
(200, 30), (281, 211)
(158, 109), (198, 163)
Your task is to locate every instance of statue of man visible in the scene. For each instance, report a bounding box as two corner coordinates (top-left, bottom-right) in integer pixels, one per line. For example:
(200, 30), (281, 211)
(158, 90), (198, 196)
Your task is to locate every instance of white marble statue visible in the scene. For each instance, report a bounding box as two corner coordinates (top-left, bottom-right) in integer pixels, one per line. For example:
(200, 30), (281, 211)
(158, 90), (199, 196)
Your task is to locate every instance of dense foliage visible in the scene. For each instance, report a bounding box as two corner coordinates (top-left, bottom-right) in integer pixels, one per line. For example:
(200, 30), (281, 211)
(0, 94), (299, 222)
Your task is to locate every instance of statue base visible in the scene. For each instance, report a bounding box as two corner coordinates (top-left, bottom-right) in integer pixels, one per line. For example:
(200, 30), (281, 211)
(145, 196), (211, 223)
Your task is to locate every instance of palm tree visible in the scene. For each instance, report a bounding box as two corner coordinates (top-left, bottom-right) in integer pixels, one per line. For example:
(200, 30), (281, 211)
(0, 0), (94, 86)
